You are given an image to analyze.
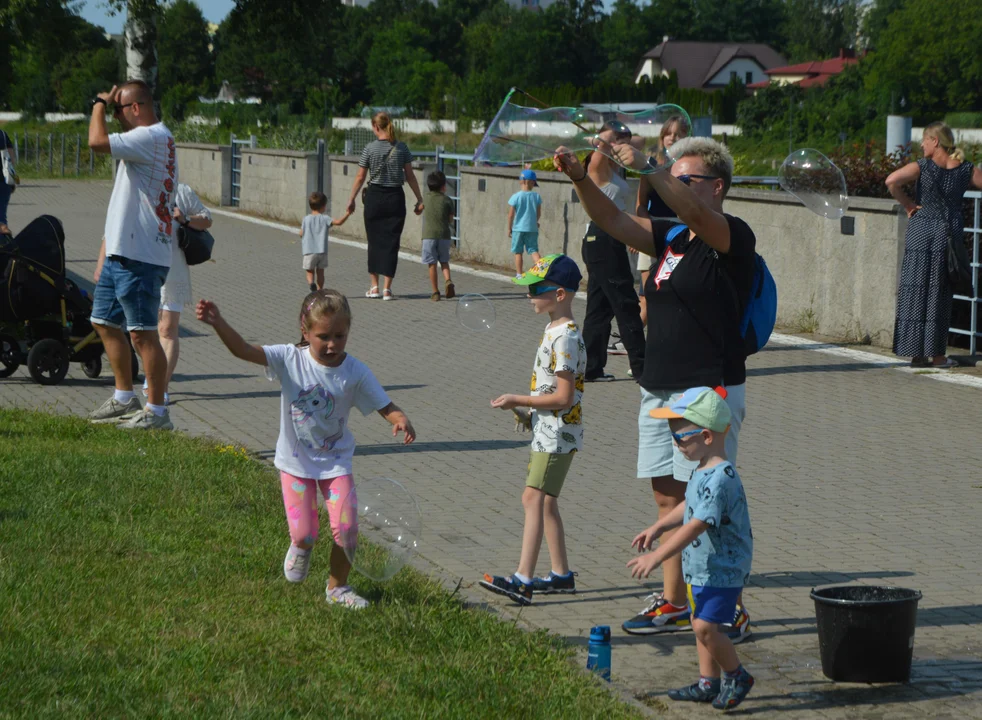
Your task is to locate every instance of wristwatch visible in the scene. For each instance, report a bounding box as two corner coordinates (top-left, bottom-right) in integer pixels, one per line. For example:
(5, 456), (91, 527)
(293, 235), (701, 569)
(91, 97), (107, 109)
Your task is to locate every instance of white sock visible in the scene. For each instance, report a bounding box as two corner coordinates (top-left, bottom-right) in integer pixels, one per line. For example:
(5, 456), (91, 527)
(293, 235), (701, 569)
(513, 572), (532, 584)
(114, 389), (135, 403)
(145, 403), (167, 417)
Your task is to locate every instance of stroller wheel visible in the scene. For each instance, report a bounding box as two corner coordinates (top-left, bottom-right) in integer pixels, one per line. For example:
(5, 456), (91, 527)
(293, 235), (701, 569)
(27, 338), (70, 386)
(0, 334), (22, 378)
(82, 356), (102, 379)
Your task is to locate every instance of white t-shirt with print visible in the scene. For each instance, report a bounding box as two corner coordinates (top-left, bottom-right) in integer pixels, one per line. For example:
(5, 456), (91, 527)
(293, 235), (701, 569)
(530, 321), (586, 454)
(106, 122), (178, 268)
(263, 345), (391, 479)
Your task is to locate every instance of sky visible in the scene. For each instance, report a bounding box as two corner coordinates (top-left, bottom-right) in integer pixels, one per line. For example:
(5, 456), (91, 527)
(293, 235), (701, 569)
(78, 0), (617, 34)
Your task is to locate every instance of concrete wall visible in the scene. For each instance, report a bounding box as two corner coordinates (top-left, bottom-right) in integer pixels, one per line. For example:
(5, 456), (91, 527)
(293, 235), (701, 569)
(175, 143), (231, 205)
(450, 167), (907, 347)
(238, 148), (320, 224)
(726, 189), (904, 345)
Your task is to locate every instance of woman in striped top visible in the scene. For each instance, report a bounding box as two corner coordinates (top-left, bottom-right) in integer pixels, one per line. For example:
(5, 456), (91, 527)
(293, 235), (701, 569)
(346, 112), (425, 300)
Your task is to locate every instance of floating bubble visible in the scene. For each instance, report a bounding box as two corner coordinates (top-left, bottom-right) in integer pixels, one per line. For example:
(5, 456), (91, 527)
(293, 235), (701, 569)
(778, 149), (849, 219)
(338, 477), (422, 582)
(456, 293), (495, 332)
(473, 89), (690, 173)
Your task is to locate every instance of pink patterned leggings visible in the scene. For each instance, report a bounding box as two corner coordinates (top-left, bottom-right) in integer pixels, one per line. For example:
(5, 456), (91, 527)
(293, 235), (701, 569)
(280, 471), (357, 547)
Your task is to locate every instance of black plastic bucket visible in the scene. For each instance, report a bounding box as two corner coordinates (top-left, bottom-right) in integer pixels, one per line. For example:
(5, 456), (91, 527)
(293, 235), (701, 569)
(810, 585), (922, 683)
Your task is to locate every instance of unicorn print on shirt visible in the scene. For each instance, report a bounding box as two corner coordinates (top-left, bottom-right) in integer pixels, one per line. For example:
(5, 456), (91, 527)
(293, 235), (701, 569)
(290, 385), (346, 457)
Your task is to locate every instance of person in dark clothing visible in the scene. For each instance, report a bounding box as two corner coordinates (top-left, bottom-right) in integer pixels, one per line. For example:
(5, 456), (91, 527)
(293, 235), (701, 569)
(580, 122), (645, 382)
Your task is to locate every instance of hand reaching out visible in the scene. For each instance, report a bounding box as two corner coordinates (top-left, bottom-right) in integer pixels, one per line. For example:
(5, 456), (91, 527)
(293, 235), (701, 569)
(491, 394), (522, 411)
(392, 415), (416, 444)
(195, 299), (223, 326)
(627, 552), (662, 579)
(631, 523), (665, 552)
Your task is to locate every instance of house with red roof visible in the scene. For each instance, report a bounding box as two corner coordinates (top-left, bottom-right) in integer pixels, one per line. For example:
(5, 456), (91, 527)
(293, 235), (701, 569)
(634, 39), (787, 90)
(747, 49), (861, 90)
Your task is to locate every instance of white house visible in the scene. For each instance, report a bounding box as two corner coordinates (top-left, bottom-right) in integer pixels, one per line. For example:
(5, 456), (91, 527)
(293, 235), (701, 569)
(634, 39), (786, 90)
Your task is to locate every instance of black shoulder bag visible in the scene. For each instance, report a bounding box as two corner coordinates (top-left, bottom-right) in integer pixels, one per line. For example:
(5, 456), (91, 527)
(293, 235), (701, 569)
(178, 225), (215, 265)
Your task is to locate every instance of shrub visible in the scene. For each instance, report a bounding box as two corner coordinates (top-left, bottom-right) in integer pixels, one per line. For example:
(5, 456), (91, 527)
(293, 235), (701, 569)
(944, 112), (982, 129)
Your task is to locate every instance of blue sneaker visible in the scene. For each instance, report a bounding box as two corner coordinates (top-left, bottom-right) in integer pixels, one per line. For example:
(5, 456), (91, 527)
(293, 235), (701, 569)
(479, 573), (533, 606)
(622, 593), (691, 635)
(668, 678), (721, 702)
(724, 604), (752, 644)
(532, 571), (577, 594)
(713, 667), (754, 710)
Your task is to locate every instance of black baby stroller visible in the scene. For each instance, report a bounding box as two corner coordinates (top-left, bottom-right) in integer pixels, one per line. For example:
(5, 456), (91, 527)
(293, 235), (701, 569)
(0, 215), (138, 385)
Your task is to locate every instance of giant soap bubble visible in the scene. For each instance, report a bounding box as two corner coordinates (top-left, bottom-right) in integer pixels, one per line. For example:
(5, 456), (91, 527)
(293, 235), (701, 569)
(474, 88), (690, 173)
(339, 477), (422, 582)
(779, 149), (849, 219)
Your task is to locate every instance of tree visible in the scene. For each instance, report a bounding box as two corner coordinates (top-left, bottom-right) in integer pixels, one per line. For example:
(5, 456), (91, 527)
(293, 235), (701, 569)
(158, 0), (214, 94)
(782, 0), (860, 62)
(859, 0), (907, 50)
(864, 0), (982, 119)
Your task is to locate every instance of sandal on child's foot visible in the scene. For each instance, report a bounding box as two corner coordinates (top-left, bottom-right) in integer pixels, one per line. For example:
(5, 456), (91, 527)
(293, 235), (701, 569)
(382, 289), (394, 301)
(445, 281), (456, 299)
(366, 286), (380, 299)
(430, 291), (441, 301)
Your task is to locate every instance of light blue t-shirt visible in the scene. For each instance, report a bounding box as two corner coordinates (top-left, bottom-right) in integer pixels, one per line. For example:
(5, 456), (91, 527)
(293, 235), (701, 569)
(682, 461), (753, 588)
(508, 190), (542, 233)
(301, 213), (332, 255)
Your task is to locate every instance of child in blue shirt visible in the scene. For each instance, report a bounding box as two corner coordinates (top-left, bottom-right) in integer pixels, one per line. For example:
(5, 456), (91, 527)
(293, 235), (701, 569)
(628, 386), (754, 711)
(507, 169), (543, 277)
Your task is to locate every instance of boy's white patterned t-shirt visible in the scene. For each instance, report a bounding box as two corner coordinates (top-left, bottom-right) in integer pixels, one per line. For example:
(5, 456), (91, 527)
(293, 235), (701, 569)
(529, 321), (586, 454)
(263, 345), (391, 479)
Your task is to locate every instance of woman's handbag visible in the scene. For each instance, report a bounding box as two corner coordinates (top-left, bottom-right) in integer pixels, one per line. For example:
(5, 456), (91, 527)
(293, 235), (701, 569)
(177, 225), (215, 265)
(947, 231), (973, 295)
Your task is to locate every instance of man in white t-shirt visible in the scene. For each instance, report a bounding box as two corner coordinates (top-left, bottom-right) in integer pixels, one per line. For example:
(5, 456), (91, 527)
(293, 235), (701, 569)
(86, 79), (178, 430)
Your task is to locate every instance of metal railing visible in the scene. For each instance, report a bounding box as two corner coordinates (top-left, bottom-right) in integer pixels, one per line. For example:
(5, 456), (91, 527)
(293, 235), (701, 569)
(8, 132), (108, 176)
(229, 133), (256, 207)
(953, 191), (981, 355)
(415, 148), (472, 249)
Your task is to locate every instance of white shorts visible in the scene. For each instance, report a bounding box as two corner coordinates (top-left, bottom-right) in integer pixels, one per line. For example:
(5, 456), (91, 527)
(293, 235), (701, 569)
(637, 383), (746, 481)
(160, 302), (183, 313)
(303, 253), (329, 270)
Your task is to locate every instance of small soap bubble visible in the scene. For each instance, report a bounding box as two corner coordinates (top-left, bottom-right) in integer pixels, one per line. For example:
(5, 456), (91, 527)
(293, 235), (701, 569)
(456, 293), (495, 332)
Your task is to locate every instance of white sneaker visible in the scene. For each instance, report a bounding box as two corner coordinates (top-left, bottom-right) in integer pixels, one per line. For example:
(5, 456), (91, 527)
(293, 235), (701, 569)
(283, 544), (311, 583)
(326, 584), (369, 610)
(88, 396), (142, 424)
(607, 341), (628, 355)
(119, 408), (174, 431)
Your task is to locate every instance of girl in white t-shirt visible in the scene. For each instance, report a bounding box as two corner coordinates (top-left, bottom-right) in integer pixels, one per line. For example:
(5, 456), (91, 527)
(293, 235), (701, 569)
(196, 290), (416, 609)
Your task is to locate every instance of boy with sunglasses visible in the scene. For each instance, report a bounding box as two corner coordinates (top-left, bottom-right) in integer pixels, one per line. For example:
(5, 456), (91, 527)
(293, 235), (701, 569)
(628, 386), (754, 710)
(480, 254), (586, 605)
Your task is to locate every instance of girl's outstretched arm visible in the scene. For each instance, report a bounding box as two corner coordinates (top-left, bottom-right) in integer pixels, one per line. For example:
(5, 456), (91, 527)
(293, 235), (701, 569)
(196, 300), (267, 366)
(378, 402), (416, 445)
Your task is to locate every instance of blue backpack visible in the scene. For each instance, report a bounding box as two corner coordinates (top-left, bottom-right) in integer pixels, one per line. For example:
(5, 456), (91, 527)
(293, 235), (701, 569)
(666, 224), (777, 355)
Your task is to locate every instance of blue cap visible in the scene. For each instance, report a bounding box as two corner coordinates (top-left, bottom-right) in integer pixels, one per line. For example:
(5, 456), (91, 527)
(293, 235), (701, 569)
(519, 169), (538, 186)
(590, 625), (611, 642)
(512, 253), (583, 292)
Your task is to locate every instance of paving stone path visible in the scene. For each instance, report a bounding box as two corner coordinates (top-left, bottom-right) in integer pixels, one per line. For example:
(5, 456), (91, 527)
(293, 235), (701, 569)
(4, 181), (982, 719)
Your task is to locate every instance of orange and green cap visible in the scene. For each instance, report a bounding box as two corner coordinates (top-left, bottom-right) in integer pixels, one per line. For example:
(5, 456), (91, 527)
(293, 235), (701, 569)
(649, 386), (731, 432)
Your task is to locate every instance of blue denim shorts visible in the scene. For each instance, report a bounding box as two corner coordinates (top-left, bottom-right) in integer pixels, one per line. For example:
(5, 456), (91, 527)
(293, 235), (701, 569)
(688, 584), (741, 624)
(91, 255), (168, 331)
(637, 384), (746, 481)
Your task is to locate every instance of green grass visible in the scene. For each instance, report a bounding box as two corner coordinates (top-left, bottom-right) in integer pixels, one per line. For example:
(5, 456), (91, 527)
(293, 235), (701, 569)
(0, 408), (641, 719)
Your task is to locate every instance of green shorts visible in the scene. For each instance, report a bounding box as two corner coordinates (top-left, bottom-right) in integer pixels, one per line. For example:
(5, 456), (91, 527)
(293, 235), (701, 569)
(526, 451), (575, 498)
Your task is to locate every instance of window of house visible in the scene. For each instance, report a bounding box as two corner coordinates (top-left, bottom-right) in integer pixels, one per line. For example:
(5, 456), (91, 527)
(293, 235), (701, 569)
(730, 70), (737, 81)
(746, 71), (753, 84)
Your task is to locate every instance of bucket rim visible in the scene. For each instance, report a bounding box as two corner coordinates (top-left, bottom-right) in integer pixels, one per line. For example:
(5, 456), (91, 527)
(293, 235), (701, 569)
(809, 584), (922, 606)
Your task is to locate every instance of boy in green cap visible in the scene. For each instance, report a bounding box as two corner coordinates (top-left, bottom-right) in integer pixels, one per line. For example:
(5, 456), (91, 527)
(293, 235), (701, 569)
(480, 254), (586, 606)
(628, 386), (755, 710)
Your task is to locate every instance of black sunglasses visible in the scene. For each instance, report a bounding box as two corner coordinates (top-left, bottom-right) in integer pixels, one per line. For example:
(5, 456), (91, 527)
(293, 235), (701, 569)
(677, 174), (719, 186)
(113, 101), (143, 114)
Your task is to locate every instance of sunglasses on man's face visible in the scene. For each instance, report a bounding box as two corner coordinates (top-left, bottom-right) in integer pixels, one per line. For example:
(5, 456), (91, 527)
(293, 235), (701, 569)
(677, 174), (719, 186)
(113, 101), (143, 114)
(528, 284), (560, 297)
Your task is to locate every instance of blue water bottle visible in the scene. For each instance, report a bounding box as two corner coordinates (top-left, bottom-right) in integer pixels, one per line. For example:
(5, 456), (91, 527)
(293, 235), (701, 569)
(587, 625), (611, 681)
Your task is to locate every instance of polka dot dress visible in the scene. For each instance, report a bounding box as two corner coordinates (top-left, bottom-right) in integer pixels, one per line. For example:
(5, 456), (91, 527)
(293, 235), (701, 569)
(893, 159), (974, 358)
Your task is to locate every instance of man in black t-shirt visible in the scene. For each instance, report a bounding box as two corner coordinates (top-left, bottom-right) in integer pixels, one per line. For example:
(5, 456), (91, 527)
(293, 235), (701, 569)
(554, 137), (755, 645)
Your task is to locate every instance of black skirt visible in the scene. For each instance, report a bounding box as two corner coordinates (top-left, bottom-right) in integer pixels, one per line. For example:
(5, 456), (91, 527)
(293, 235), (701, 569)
(364, 185), (406, 277)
